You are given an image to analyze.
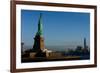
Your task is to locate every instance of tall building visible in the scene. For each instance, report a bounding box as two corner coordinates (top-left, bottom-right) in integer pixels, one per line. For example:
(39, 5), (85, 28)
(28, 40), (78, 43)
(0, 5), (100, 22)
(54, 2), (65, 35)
(21, 42), (24, 54)
(84, 38), (87, 49)
(32, 14), (46, 57)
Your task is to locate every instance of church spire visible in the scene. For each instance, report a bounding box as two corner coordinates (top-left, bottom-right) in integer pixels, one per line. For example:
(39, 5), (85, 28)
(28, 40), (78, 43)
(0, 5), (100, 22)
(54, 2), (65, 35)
(37, 13), (43, 37)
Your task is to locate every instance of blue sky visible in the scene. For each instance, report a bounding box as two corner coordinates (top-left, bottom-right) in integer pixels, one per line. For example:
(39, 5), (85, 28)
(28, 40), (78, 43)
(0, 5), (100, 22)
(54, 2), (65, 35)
(21, 9), (90, 50)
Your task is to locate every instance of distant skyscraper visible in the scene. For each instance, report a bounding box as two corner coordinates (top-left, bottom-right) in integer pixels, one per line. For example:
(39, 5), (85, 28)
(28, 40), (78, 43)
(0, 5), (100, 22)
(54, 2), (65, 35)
(21, 42), (24, 53)
(84, 38), (87, 49)
(32, 13), (46, 57)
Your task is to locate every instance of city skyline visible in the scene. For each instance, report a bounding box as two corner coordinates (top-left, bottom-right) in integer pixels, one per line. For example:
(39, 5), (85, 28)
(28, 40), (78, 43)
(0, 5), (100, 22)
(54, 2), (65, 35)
(21, 10), (90, 50)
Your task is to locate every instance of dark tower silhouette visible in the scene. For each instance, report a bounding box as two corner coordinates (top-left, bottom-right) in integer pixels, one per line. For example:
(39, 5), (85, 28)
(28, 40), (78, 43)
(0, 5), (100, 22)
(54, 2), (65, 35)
(21, 42), (24, 54)
(32, 14), (46, 57)
(84, 38), (87, 50)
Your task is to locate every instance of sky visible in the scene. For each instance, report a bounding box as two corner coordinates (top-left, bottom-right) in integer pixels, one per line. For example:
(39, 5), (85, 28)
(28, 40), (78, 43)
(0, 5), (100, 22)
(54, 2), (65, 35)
(21, 9), (90, 50)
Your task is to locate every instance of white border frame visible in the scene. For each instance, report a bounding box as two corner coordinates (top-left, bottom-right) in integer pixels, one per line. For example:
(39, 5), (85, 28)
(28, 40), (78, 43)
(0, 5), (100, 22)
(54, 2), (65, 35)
(16, 4), (95, 69)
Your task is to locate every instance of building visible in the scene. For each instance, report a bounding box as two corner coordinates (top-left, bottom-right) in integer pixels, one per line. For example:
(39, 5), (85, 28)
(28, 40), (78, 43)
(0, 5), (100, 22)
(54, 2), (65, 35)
(84, 38), (87, 49)
(21, 42), (24, 54)
(83, 38), (89, 53)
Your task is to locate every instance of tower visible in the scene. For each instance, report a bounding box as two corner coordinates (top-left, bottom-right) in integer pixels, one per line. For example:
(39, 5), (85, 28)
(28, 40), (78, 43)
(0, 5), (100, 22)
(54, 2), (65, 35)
(32, 13), (46, 57)
(21, 42), (24, 54)
(84, 38), (87, 49)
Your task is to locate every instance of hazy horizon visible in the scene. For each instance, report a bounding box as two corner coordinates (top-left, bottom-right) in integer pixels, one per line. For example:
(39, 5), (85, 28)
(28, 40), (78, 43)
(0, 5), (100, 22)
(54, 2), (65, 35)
(22, 44), (90, 52)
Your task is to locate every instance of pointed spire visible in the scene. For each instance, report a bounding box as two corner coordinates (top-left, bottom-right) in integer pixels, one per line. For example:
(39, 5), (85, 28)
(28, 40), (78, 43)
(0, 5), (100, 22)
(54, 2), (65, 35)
(36, 13), (43, 36)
